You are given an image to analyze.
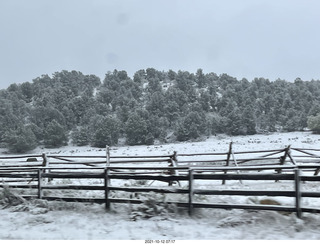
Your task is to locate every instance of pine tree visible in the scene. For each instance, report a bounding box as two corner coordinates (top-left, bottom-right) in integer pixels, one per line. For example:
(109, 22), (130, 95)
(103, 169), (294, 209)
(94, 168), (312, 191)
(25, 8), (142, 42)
(44, 120), (68, 148)
(240, 106), (256, 135)
(71, 126), (90, 146)
(145, 133), (155, 145)
(225, 107), (242, 135)
(92, 117), (120, 147)
(196, 68), (206, 88)
(175, 121), (188, 141)
(3, 126), (37, 153)
(125, 113), (148, 145)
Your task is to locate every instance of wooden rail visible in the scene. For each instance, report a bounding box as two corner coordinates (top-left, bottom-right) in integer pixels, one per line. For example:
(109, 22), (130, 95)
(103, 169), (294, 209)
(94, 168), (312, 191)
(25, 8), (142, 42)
(1, 165), (320, 218)
(1, 145), (320, 171)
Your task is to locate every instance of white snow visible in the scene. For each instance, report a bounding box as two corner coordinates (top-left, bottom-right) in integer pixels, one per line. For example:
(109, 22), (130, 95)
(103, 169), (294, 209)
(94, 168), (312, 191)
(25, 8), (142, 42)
(1, 131), (320, 240)
(26, 131), (320, 157)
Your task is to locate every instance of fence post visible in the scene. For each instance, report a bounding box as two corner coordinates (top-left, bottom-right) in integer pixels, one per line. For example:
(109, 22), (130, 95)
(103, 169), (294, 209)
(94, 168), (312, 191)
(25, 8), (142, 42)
(287, 149), (297, 165)
(42, 153), (52, 182)
(169, 151), (180, 186)
(222, 142), (232, 185)
(230, 146), (242, 184)
(42, 153), (49, 169)
(106, 146), (110, 167)
(105, 167), (110, 210)
(276, 146), (290, 182)
(188, 169), (194, 216)
(38, 169), (43, 199)
(42, 153), (49, 173)
(294, 168), (302, 218)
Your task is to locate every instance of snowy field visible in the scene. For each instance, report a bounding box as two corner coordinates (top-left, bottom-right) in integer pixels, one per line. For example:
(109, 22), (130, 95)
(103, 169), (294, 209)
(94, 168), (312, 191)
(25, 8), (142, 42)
(1, 131), (320, 240)
(30, 131), (320, 157)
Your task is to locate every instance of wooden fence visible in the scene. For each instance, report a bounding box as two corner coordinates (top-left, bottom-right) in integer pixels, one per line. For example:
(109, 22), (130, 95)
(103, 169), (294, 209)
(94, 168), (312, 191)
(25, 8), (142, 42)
(1, 144), (320, 218)
(1, 144), (320, 170)
(1, 165), (320, 218)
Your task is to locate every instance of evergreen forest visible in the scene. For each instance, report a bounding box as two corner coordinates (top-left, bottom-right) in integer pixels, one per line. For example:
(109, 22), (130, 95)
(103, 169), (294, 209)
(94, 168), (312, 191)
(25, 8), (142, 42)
(1, 68), (320, 153)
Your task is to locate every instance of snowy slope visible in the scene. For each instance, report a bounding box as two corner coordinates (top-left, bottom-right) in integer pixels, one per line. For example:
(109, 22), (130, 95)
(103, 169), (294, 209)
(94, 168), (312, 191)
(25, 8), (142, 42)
(28, 131), (320, 157)
(1, 131), (320, 240)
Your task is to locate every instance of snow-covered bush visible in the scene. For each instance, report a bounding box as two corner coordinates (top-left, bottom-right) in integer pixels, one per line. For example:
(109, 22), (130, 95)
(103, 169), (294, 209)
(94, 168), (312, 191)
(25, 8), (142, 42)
(307, 113), (320, 134)
(0, 186), (26, 208)
(130, 192), (178, 221)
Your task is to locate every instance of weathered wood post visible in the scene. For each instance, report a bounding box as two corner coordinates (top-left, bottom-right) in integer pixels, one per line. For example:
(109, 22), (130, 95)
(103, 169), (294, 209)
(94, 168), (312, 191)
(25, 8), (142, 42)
(42, 153), (51, 182)
(188, 169), (194, 216)
(105, 146), (111, 188)
(280, 146), (290, 166)
(231, 146), (242, 185)
(172, 151), (178, 163)
(287, 149), (297, 165)
(222, 142), (232, 185)
(106, 146), (110, 167)
(276, 146), (290, 182)
(42, 153), (49, 167)
(38, 169), (43, 199)
(294, 168), (302, 218)
(168, 151), (180, 186)
(105, 167), (110, 210)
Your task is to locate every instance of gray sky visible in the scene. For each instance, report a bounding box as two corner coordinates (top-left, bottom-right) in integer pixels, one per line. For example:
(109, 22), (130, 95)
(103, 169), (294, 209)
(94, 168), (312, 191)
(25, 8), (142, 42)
(1, 0), (320, 89)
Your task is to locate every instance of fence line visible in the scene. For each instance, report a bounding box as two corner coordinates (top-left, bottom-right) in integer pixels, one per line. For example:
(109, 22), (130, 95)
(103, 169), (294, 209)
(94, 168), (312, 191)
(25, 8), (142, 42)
(1, 144), (320, 218)
(2, 144), (320, 170)
(1, 164), (320, 218)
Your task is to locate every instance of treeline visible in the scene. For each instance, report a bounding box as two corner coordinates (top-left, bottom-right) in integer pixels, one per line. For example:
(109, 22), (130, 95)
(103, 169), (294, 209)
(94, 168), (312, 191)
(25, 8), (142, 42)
(1, 68), (320, 153)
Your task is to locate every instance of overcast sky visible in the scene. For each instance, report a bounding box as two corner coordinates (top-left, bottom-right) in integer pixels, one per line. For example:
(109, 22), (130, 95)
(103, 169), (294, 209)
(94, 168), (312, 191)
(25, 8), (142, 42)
(1, 0), (320, 89)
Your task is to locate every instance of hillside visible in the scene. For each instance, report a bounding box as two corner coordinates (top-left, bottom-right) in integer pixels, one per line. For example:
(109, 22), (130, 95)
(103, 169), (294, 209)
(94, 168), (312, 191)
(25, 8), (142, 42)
(1, 68), (320, 153)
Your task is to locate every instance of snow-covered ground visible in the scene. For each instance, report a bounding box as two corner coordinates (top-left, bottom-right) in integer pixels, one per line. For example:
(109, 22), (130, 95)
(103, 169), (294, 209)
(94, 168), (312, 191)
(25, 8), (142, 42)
(29, 131), (320, 157)
(1, 131), (320, 240)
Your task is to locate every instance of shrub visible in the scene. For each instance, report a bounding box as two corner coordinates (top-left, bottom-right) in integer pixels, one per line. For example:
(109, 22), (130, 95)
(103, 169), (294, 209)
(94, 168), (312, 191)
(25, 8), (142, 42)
(44, 120), (68, 148)
(0, 186), (26, 207)
(307, 113), (320, 133)
(71, 126), (90, 146)
(92, 117), (120, 147)
(130, 193), (178, 221)
(125, 113), (148, 145)
(3, 126), (37, 153)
